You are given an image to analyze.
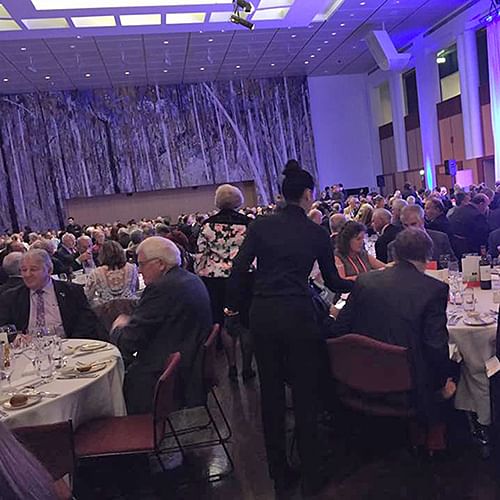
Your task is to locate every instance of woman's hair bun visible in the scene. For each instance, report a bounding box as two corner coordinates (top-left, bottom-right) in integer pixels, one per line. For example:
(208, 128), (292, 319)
(283, 159), (301, 176)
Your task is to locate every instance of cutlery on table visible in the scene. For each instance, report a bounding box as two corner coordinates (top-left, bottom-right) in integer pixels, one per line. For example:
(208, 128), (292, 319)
(56, 373), (99, 380)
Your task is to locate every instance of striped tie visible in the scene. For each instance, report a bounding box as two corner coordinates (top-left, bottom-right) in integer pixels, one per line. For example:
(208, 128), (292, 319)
(35, 289), (46, 328)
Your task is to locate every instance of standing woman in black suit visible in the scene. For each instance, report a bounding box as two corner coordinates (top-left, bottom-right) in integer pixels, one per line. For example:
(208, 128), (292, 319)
(226, 160), (353, 496)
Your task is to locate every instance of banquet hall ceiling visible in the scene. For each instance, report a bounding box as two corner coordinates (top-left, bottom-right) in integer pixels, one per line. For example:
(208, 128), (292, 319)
(0, 0), (476, 93)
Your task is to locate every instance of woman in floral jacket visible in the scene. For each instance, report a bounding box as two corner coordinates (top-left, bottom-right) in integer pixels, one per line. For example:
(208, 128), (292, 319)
(195, 184), (255, 381)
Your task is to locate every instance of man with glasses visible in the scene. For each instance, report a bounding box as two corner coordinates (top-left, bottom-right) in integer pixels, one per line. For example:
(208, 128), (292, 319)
(111, 236), (212, 414)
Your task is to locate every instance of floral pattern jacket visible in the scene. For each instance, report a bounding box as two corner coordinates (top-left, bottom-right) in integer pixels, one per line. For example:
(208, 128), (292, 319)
(195, 209), (251, 278)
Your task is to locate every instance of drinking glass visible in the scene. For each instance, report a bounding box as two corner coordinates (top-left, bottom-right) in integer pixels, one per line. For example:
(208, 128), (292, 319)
(0, 354), (15, 387)
(35, 352), (53, 379)
(463, 288), (475, 312)
(448, 261), (459, 275)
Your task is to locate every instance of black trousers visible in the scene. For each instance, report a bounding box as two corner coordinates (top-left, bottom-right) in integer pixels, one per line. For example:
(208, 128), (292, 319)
(251, 296), (322, 482)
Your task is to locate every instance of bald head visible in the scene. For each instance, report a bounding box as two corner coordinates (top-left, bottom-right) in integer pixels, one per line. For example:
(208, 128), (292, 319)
(329, 213), (347, 234)
(372, 208), (392, 233)
(308, 209), (323, 225)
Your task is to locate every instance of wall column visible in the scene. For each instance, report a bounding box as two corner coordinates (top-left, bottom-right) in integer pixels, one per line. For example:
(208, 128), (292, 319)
(389, 72), (409, 172)
(415, 38), (442, 189)
(457, 29), (484, 159)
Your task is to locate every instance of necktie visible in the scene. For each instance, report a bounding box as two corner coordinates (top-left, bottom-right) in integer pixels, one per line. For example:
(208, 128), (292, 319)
(35, 289), (46, 328)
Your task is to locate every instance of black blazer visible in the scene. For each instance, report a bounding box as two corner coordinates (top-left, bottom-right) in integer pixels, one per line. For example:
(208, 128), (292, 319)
(449, 204), (490, 255)
(425, 213), (451, 238)
(0, 276), (23, 296)
(375, 224), (402, 264)
(56, 246), (83, 274)
(388, 229), (455, 263)
(0, 280), (98, 339)
(111, 266), (212, 414)
(330, 261), (451, 421)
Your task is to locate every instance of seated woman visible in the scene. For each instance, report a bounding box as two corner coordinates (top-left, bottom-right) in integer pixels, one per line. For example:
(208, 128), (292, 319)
(335, 221), (385, 280)
(84, 240), (139, 305)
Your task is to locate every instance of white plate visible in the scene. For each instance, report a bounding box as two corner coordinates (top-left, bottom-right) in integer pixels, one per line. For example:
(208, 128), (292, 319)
(3, 394), (42, 410)
(61, 361), (108, 375)
(78, 342), (105, 352)
(463, 315), (497, 326)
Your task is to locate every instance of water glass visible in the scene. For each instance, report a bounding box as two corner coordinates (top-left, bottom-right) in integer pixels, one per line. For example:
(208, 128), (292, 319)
(0, 354), (15, 387)
(35, 352), (54, 379)
(463, 288), (475, 312)
(448, 261), (459, 275)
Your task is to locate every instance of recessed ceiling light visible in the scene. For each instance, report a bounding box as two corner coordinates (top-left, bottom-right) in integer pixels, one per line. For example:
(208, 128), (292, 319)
(208, 38), (214, 42)
(252, 8), (289, 21)
(317, 48), (321, 51)
(124, 71), (130, 75)
(120, 13), (161, 26)
(324, 40), (329, 44)
(166, 12), (205, 24)
(271, 63), (275, 66)
(200, 67), (205, 71)
(0, 19), (21, 31)
(331, 32), (336, 35)
(340, 22), (345, 27)
(291, 34), (296, 38)
(23, 17), (68, 29)
(85, 73), (91, 77)
(304, 61), (309, 64)
(350, 13), (354, 17)
(310, 54), (315, 58)
(163, 69), (168, 73)
(45, 75), (51, 80)
(3, 78), (8, 82)
(76, 35), (81, 39)
(163, 40), (169, 44)
(235, 65), (240, 68)
(360, 1), (366, 4)
(69, 44), (75, 49)
(72, 15), (116, 28)
(20, 47), (27, 51)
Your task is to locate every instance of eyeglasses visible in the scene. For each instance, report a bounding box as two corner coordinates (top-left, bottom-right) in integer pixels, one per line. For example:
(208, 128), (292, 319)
(137, 257), (159, 268)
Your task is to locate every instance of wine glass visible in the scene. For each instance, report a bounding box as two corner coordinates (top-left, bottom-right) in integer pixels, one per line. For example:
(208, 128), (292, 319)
(0, 354), (16, 388)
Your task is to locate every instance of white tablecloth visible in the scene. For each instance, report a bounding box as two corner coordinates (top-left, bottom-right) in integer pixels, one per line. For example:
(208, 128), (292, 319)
(448, 288), (498, 425)
(2, 339), (126, 429)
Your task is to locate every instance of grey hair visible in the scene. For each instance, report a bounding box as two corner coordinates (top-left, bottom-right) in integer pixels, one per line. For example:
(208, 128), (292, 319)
(21, 249), (53, 274)
(3, 252), (23, 276)
(62, 233), (75, 245)
(329, 213), (347, 233)
(215, 184), (244, 210)
(137, 236), (181, 268)
(372, 208), (392, 225)
(392, 198), (408, 212)
(400, 204), (425, 225)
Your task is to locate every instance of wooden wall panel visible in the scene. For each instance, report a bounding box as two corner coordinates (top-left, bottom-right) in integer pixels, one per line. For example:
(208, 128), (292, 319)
(439, 118), (453, 162)
(380, 136), (397, 174)
(450, 114), (466, 161)
(482, 104), (495, 156)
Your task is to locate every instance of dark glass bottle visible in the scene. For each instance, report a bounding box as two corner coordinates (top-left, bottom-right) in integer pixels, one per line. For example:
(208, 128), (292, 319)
(479, 245), (492, 290)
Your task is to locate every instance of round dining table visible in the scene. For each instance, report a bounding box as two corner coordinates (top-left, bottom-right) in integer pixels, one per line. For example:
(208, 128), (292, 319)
(447, 288), (498, 425)
(1, 339), (127, 429)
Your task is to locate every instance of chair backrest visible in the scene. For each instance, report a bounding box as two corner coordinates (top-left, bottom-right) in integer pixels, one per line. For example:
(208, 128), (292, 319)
(93, 298), (138, 340)
(13, 420), (74, 482)
(153, 352), (182, 446)
(327, 334), (412, 394)
(203, 323), (221, 390)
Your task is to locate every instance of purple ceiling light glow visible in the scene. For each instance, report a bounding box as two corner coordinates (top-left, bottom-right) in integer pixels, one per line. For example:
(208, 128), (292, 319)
(487, 17), (500, 179)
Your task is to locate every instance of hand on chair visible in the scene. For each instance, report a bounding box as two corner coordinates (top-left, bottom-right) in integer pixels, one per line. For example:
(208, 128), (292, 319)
(441, 378), (457, 400)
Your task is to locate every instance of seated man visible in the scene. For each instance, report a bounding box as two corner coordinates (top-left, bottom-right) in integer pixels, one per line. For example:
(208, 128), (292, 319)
(0, 249), (97, 338)
(111, 237), (212, 415)
(0, 252), (24, 295)
(56, 233), (88, 274)
(330, 228), (455, 425)
(372, 208), (401, 264)
(388, 205), (455, 264)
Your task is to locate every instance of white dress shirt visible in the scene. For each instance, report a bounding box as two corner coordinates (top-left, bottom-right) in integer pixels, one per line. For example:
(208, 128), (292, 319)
(28, 280), (65, 337)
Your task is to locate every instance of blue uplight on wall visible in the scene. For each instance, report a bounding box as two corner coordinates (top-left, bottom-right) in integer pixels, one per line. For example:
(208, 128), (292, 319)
(425, 157), (435, 189)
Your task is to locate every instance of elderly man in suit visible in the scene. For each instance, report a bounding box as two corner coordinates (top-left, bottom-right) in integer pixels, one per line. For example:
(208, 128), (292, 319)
(388, 205), (455, 264)
(330, 228), (456, 432)
(111, 236), (212, 415)
(0, 252), (24, 295)
(0, 249), (97, 338)
(373, 208), (401, 264)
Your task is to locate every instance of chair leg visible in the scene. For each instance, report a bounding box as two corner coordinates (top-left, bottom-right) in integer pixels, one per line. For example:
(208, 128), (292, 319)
(210, 388), (232, 442)
(166, 416), (187, 462)
(204, 404), (234, 481)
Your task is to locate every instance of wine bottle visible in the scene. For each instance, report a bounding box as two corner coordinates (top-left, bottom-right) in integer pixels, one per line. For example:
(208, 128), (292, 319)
(479, 245), (492, 290)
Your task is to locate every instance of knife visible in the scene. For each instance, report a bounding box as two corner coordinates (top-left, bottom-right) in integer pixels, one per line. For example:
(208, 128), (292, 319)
(56, 373), (99, 379)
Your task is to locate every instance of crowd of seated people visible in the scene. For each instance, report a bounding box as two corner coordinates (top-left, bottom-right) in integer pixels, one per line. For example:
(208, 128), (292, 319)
(2, 176), (500, 497)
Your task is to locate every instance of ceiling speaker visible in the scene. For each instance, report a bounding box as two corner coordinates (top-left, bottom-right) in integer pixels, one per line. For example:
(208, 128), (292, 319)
(365, 30), (411, 72)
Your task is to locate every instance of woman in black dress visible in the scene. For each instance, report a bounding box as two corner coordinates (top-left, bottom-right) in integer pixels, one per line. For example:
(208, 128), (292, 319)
(226, 161), (352, 496)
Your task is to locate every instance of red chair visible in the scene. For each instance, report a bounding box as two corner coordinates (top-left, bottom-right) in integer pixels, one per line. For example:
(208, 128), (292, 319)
(13, 420), (75, 500)
(74, 352), (182, 471)
(327, 334), (415, 417)
(162, 324), (234, 481)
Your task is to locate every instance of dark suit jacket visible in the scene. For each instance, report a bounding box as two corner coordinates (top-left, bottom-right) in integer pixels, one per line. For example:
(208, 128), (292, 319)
(0, 280), (97, 339)
(425, 214), (451, 237)
(0, 276), (23, 296)
(56, 246), (83, 274)
(449, 204), (490, 255)
(111, 266), (212, 414)
(388, 229), (455, 263)
(375, 224), (402, 264)
(488, 228), (500, 258)
(488, 207), (500, 232)
(330, 261), (451, 421)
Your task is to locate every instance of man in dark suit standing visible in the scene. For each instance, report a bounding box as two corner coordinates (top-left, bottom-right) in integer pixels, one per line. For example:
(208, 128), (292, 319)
(373, 208), (401, 263)
(449, 193), (490, 256)
(111, 237), (212, 414)
(65, 217), (82, 238)
(0, 249), (97, 338)
(330, 228), (456, 423)
(388, 205), (455, 263)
